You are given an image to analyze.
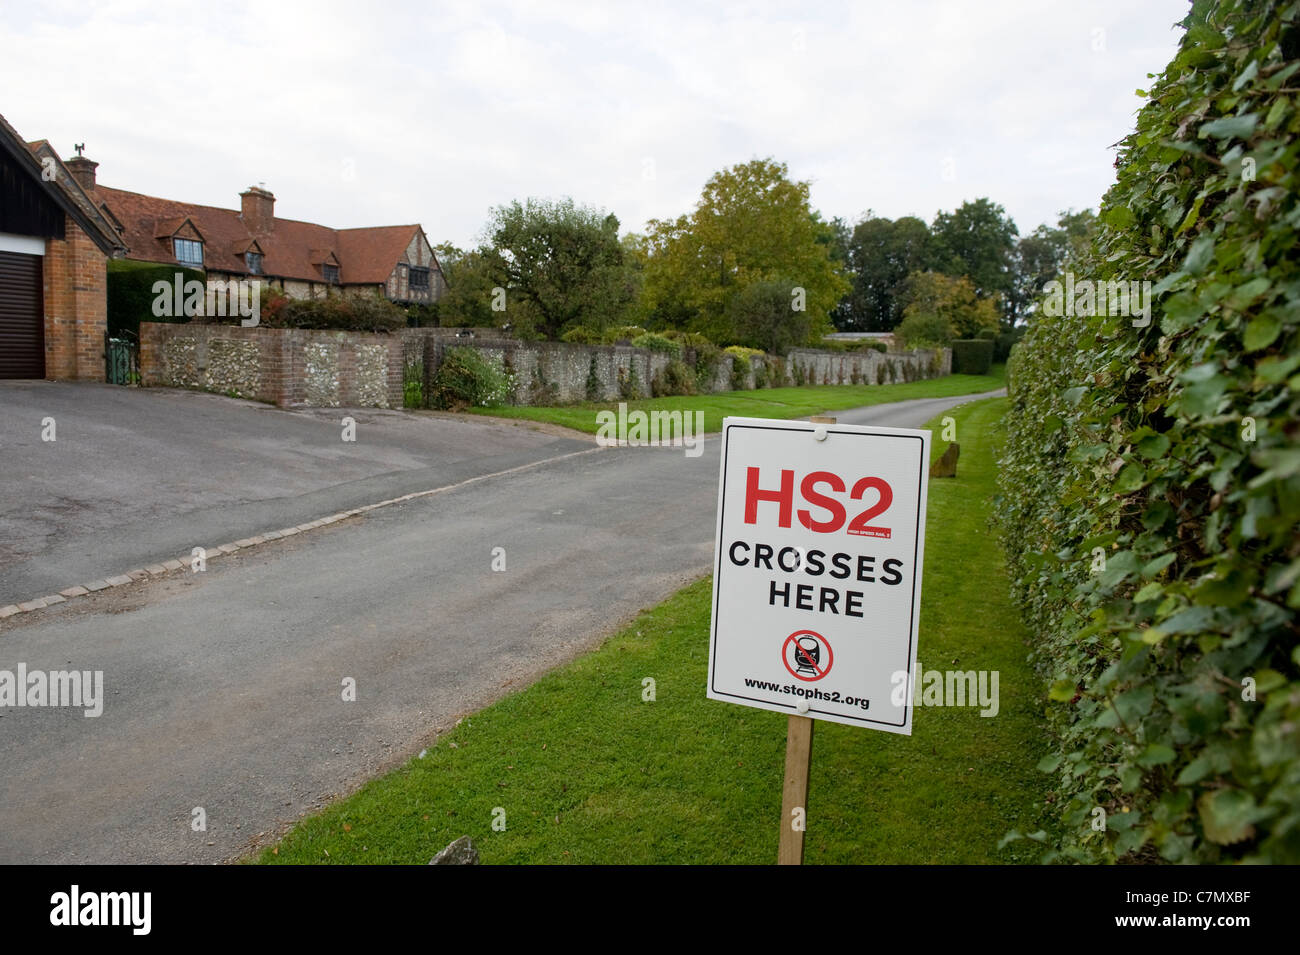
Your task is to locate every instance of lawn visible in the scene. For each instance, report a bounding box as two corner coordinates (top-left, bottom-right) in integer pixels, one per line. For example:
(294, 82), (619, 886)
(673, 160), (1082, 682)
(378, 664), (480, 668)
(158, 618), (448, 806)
(257, 394), (1050, 864)
(466, 365), (1006, 435)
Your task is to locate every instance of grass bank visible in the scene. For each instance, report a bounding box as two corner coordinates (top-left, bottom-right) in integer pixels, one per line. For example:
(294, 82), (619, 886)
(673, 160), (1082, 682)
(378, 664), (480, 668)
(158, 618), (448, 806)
(258, 394), (1047, 864)
(466, 365), (1005, 435)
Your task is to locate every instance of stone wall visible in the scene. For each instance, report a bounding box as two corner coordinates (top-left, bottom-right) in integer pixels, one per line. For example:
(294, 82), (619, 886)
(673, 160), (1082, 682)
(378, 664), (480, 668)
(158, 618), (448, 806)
(140, 322), (950, 409)
(139, 323), (404, 408)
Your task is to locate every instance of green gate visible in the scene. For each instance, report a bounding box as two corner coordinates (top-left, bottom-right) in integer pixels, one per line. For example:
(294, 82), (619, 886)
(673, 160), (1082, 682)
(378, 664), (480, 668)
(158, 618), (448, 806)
(105, 330), (138, 385)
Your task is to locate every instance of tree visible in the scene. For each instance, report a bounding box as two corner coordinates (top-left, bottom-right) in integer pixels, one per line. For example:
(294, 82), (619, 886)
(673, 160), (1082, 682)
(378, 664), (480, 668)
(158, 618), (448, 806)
(642, 158), (850, 345)
(899, 270), (999, 339)
(727, 280), (812, 355)
(427, 243), (508, 330)
(1007, 209), (1098, 325)
(931, 198), (1019, 327)
(837, 214), (936, 331)
(482, 198), (638, 340)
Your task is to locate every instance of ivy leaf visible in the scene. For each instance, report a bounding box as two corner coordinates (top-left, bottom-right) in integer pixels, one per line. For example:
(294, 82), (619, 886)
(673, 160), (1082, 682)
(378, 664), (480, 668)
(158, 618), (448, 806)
(1049, 679), (1077, 702)
(1198, 114), (1259, 140)
(1183, 236), (1215, 275)
(1137, 433), (1170, 458)
(1139, 743), (1177, 766)
(1243, 310), (1283, 352)
(1037, 753), (1063, 773)
(1198, 789), (1261, 845)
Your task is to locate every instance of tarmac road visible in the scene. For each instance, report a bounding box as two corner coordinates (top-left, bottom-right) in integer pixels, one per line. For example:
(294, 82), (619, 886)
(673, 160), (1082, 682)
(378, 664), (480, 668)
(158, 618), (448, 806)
(0, 388), (1001, 863)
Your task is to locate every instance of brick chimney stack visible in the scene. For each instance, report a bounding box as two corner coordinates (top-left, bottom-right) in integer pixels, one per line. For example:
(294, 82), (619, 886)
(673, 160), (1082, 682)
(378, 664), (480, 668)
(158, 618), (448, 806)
(240, 185), (275, 233)
(66, 155), (98, 192)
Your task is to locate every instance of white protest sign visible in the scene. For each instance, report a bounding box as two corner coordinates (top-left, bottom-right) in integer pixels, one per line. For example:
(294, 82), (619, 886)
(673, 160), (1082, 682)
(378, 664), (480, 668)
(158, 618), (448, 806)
(707, 416), (930, 733)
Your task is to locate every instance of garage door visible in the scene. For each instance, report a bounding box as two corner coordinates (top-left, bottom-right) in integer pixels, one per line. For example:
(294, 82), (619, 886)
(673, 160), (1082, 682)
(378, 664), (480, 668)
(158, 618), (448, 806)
(0, 249), (45, 378)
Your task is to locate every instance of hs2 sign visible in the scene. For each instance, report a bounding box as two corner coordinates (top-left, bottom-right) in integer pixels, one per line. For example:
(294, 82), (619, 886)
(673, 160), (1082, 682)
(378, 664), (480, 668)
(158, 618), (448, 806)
(707, 417), (930, 733)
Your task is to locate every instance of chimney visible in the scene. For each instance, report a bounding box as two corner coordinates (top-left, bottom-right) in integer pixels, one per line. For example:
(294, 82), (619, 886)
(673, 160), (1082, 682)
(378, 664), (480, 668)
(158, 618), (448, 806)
(240, 185), (275, 233)
(66, 155), (98, 193)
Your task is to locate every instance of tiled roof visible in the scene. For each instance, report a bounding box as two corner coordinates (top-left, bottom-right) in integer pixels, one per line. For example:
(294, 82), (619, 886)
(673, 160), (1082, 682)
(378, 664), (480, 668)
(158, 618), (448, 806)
(93, 184), (421, 284)
(0, 115), (126, 256)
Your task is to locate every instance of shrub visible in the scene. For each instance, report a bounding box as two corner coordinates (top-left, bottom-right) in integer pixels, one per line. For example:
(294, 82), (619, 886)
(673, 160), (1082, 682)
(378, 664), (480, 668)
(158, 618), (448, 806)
(753, 359), (770, 389)
(601, 325), (646, 344)
(950, 339), (994, 375)
(618, 362), (642, 400)
(430, 347), (514, 409)
(895, 311), (953, 349)
(630, 333), (683, 359)
(651, 359), (694, 397)
(994, 327), (1025, 363)
(561, 326), (599, 344)
(585, 354), (603, 401)
(266, 294), (407, 332)
(997, 0), (1300, 864)
(108, 260), (206, 337)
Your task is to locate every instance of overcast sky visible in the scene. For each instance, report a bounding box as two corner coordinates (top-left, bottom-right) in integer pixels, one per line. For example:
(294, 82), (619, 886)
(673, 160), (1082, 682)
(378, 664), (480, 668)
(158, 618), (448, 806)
(2, 0), (1189, 247)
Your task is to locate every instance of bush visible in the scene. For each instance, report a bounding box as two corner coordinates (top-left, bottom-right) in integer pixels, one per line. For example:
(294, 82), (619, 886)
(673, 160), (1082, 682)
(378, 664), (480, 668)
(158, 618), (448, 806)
(895, 311), (953, 349)
(561, 326), (599, 344)
(585, 354), (603, 401)
(108, 260), (206, 337)
(651, 359), (694, 397)
(630, 333), (683, 359)
(266, 294), (407, 332)
(530, 365), (559, 405)
(997, 0), (1300, 864)
(753, 360), (769, 389)
(993, 327), (1025, 363)
(601, 325), (646, 344)
(618, 363), (642, 400)
(430, 347), (515, 409)
(950, 339), (994, 375)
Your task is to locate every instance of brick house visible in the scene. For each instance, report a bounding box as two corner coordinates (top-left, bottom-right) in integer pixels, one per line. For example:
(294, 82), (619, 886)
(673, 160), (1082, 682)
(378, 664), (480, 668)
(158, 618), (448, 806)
(66, 156), (447, 307)
(1, 114), (127, 380)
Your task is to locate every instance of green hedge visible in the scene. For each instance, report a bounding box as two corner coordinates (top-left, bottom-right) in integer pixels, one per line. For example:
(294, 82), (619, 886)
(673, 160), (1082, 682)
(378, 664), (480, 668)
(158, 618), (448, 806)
(949, 339), (993, 375)
(998, 0), (1299, 864)
(107, 260), (205, 337)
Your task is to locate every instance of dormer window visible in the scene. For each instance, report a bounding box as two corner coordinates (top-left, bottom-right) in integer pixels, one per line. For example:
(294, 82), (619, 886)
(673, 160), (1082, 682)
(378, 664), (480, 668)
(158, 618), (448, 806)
(174, 237), (204, 267)
(323, 264), (339, 284)
(246, 251), (263, 275)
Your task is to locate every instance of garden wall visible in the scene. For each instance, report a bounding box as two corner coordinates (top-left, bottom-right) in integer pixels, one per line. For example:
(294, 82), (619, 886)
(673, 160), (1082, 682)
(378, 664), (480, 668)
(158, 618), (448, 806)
(139, 322), (951, 409)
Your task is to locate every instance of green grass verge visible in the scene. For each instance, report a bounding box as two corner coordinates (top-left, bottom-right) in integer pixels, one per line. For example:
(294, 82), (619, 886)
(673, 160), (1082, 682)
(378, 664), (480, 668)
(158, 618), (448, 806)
(466, 365), (1005, 435)
(257, 394), (1048, 865)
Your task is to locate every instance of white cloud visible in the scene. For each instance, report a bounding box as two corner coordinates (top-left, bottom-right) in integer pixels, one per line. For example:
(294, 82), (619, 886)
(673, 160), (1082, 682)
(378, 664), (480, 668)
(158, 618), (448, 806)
(1, 0), (1187, 246)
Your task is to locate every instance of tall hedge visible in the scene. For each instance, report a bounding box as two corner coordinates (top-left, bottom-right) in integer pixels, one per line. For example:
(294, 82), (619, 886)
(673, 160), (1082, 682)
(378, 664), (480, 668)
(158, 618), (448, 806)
(107, 260), (204, 337)
(950, 339), (994, 375)
(998, 0), (1299, 863)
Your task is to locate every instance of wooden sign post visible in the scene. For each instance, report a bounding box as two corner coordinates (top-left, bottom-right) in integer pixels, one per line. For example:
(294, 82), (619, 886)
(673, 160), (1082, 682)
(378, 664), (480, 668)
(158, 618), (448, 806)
(776, 414), (833, 866)
(706, 412), (930, 867)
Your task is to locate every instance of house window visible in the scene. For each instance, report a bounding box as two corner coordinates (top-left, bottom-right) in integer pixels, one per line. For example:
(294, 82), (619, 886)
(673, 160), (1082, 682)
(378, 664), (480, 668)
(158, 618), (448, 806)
(174, 238), (204, 266)
(409, 266), (429, 289)
(323, 264), (339, 284)
(246, 251), (263, 275)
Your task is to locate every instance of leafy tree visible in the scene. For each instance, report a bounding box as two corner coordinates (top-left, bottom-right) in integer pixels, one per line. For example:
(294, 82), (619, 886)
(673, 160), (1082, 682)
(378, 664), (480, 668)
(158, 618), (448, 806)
(899, 270), (999, 339)
(642, 158), (849, 345)
(837, 214), (936, 331)
(1007, 209), (1098, 325)
(727, 280), (813, 355)
(428, 243), (509, 330)
(931, 198), (1019, 326)
(482, 198), (638, 340)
